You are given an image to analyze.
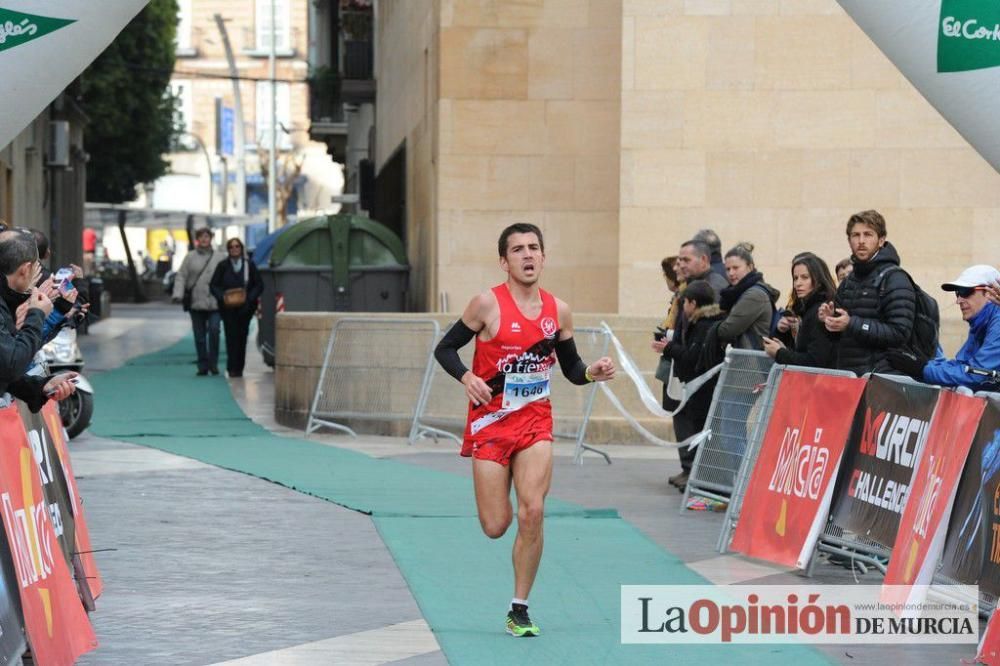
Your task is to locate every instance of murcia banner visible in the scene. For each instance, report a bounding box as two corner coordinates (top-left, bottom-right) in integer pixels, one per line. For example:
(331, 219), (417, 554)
(0, 404), (95, 665)
(730, 372), (867, 569)
(882, 391), (984, 613)
(0, 1), (149, 149)
(838, 0), (1000, 173)
(830, 376), (939, 549)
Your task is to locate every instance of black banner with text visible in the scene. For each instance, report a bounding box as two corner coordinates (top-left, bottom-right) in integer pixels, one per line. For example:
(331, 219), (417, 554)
(830, 376), (939, 548)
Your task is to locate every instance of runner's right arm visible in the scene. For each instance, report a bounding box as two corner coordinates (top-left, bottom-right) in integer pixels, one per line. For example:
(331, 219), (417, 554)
(434, 293), (494, 405)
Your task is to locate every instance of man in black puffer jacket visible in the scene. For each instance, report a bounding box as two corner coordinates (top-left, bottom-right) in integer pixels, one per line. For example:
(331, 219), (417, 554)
(820, 210), (915, 376)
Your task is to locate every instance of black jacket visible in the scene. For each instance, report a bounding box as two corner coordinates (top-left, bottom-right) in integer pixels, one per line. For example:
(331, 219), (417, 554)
(210, 258), (263, 313)
(775, 289), (833, 369)
(0, 277), (50, 412)
(665, 304), (726, 426)
(829, 242), (915, 375)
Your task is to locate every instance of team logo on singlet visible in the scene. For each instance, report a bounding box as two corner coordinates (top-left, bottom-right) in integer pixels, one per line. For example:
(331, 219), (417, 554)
(540, 317), (557, 338)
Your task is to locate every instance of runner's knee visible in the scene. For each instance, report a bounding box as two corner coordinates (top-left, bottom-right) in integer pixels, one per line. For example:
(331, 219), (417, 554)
(517, 501), (544, 533)
(480, 513), (512, 539)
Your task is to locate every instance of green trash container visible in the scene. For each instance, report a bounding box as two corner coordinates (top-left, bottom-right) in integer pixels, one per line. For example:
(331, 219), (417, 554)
(256, 214), (409, 366)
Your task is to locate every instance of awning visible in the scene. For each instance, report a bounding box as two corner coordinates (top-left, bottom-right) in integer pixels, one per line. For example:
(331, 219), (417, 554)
(84, 203), (268, 230)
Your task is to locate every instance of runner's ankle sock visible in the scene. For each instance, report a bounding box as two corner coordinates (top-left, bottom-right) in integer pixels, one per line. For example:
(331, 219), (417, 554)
(511, 597), (528, 611)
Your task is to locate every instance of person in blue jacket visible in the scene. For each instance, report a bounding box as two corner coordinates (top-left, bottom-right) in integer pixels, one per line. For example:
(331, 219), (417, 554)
(889, 264), (1000, 388)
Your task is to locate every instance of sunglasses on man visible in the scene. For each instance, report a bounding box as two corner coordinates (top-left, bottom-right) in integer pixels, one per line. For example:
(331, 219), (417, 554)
(954, 286), (987, 299)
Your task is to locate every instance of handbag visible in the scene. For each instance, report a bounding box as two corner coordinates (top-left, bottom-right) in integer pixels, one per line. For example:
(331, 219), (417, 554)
(182, 257), (212, 313)
(222, 259), (250, 309)
(223, 288), (247, 308)
(655, 356), (672, 383)
(655, 356), (685, 401)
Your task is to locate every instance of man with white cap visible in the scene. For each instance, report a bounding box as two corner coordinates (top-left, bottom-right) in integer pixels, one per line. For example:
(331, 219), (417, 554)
(888, 264), (1000, 388)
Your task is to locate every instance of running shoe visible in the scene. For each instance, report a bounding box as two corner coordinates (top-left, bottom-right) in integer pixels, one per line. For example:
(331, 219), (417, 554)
(506, 603), (540, 637)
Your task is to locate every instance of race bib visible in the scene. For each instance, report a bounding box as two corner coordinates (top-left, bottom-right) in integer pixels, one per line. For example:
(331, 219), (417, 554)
(502, 370), (551, 410)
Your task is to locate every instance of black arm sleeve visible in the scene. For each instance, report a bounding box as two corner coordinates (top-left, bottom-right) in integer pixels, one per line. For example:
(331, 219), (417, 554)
(555, 336), (590, 385)
(434, 320), (477, 382)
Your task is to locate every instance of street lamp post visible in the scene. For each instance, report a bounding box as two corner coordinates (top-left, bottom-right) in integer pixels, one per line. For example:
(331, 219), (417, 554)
(268, 0), (277, 233)
(180, 131), (214, 213)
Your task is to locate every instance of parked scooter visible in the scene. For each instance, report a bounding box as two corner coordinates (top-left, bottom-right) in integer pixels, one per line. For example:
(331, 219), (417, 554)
(39, 327), (94, 438)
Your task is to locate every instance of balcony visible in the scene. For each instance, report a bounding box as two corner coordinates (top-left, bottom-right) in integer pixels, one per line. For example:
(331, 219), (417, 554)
(338, 9), (374, 104)
(308, 67), (347, 158)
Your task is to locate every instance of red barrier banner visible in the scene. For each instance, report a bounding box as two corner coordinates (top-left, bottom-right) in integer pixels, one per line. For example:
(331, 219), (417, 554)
(979, 609), (1000, 666)
(730, 371), (867, 568)
(939, 397), (1000, 597)
(18, 404), (76, 573)
(40, 402), (102, 599)
(882, 391), (984, 610)
(0, 405), (96, 665)
(830, 376), (940, 548)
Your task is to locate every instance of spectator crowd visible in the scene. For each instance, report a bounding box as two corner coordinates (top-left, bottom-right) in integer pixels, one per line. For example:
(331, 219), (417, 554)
(654, 209), (1000, 492)
(0, 222), (86, 413)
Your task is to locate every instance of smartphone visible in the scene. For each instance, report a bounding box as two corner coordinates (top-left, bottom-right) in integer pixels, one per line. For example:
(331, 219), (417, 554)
(53, 267), (74, 293)
(45, 377), (79, 396)
(780, 309), (795, 318)
(653, 328), (665, 342)
(832, 298), (842, 317)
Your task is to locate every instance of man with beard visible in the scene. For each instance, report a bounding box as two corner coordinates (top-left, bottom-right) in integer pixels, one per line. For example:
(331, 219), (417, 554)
(820, 210), (916, 375)
(433, 223), (615, 638)
(0, 229), (78, 409)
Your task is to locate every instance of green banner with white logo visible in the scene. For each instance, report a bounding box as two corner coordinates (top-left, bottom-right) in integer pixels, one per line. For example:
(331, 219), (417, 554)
(938, 0), (1000, 72)
(839, 0), (1000, 175)
(0, 1), (149, 149)
(0, 8), (74, 53)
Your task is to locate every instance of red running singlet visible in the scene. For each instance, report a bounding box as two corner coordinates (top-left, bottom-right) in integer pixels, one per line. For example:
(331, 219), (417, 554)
(461, 284), (560, 465)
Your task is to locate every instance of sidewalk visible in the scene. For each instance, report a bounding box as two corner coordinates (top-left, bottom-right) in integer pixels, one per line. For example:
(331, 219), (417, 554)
(74, 304), (975, 665)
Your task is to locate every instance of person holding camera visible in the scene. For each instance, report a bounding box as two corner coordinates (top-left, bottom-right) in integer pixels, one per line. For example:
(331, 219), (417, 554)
(653, 280), (725, 491)
(210, 238), (262, 379)
(762, 253), (836, 368)
(0, 230), (77, 410)
(172, 228), (225, 376)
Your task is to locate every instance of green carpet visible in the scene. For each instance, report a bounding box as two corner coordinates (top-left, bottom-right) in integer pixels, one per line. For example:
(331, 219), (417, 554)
(90, 338), (831, 664)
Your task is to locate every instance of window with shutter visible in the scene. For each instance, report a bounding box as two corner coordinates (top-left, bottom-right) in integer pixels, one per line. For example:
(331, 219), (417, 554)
(255, 81), (292, 150)
(255, 0), (289, 52)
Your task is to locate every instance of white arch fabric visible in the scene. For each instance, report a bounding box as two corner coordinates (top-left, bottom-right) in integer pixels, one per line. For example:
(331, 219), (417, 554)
(839, 0), (1000, 174)
(0, 1), (149, 149)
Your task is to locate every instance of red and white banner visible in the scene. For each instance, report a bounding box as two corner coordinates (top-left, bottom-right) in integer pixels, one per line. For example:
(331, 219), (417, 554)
(882, 391), (984, 612)
(40, 402), (102, 598)
(979, 609), (1000, 665)
(730, 371), (867, 568)
(0, 405), (95, 665)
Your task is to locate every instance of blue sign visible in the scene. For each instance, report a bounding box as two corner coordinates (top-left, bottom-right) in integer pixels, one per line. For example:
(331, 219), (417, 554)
(219, 105), (235, 157)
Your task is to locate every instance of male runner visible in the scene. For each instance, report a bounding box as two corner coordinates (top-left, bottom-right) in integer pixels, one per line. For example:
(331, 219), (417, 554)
(434, 223), (615, 637)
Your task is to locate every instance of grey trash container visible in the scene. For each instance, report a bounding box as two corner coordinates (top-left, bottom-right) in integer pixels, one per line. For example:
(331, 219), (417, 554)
(257, 214), (409, 366)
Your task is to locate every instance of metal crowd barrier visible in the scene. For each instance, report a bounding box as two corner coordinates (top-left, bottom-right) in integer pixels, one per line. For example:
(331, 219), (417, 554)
(680, 348), (774, 511)
(716, 363), (856, 553)
(412, 325), (612, 464)
(306, 318), (441, 443)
